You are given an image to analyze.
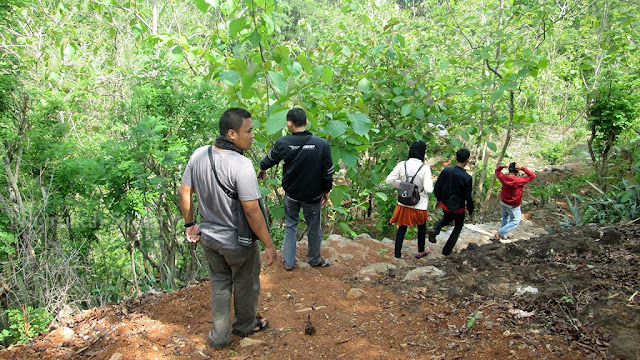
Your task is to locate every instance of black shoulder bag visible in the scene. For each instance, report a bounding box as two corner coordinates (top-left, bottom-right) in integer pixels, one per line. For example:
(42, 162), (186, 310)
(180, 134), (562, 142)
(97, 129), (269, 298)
(208, 146), (270, 246)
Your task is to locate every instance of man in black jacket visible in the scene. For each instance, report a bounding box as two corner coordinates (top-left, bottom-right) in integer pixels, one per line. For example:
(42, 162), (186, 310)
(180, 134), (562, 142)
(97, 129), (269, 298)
(429, 148), (475, 256)
(258, 108), (334, 270)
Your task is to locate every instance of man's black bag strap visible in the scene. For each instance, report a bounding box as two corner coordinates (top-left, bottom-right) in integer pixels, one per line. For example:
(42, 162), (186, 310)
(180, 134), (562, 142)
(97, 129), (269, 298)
(208, 145), (238, 200)
(404, 161), (424, 184)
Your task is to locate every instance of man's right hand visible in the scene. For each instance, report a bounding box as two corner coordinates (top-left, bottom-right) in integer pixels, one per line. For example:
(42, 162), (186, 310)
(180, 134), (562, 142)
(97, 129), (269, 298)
(257, 169), (267, 180)
(321, 192), (330, 205)
(263, 246), (277, 266)
(185, 225), (200, 243)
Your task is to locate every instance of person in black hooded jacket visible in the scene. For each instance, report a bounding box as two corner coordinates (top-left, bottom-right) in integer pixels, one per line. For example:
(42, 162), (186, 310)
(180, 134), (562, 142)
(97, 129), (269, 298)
(258, 108), (334, 270)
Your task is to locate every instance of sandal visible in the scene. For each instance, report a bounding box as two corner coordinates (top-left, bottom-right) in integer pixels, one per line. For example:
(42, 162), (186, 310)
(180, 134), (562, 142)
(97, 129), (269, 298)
(415, 248), (431, 258)
(311, 258), (331, 267)
(283, 260), (294, 271)
(232, 318), (269, 337)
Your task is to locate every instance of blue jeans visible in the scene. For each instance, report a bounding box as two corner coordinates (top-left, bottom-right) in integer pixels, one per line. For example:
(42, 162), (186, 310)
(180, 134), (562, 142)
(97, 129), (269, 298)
(201, 239), (261, 348)
(283, 195), (323, 267)
(497, 201), (522, 238)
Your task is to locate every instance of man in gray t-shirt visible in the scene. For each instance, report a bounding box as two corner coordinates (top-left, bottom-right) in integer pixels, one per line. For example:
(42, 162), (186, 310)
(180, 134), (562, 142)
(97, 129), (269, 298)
(178, 108), (276, 349)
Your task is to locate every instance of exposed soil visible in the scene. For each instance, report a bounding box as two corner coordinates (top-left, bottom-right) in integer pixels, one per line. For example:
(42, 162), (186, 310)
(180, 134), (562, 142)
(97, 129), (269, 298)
(2, 161), (638, 360)
(1, 219), (639, 360)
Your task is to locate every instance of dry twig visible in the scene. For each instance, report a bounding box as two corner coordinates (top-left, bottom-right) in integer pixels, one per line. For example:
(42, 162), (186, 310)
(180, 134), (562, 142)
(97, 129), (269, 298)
(282, 285), (296, 306)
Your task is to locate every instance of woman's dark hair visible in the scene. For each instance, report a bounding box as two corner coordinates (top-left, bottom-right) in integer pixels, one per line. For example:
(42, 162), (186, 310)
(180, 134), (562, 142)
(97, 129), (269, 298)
(408, 140), (426, 161)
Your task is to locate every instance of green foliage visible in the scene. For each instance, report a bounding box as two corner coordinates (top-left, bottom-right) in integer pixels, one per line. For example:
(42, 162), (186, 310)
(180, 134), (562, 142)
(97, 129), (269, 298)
(0, 230), (16, 259)
(556, 195), (583, 227)
(374, 189), (401, 239)
(0, 307), (54, 345)
(580, 180), (640, 224)
(1, 1), (639, 348)
(538, 129), (588, 165)
(529, 174), (595, 208)
(557, 179), (639, 227)
(466, 312), (482, 329)
(589, 82), (638, 153)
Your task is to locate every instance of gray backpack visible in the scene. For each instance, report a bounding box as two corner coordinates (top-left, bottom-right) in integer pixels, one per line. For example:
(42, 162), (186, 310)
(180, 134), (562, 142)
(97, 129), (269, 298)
(397, 161), (424, 206)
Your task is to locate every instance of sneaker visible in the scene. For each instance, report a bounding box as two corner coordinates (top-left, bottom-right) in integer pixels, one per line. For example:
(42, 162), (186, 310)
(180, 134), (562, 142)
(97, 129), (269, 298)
(428, 230), (437, 243)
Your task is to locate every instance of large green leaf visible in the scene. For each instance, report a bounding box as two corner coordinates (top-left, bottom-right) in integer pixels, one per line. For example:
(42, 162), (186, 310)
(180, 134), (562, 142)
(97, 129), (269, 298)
(340, 149), (358, 168)
(330, 186), (345, 207)
(505, 81), (518, 90)
(312, 65), (324, 81)
(261, 13), (275, 35)
(357, 78), (371, 93)
(326, 120), (348, 137)
(229, 18), (246, 39)
(194, 0), (218, 13)
(338, 222), (353, 236)
(194, 0), (209, 13)
(538, 58), (549, 69)
(320, 66), (334, 83)
(491, 88), (504, 103)
(219, 70), (239, 86)
(347, 112), (371, 136)
(268, 71), (287, 94)
(265, 109), (289, 135)
(375, 192), (388, 201)
(401, 103), (413, 116)
(247, 31), (261, 46)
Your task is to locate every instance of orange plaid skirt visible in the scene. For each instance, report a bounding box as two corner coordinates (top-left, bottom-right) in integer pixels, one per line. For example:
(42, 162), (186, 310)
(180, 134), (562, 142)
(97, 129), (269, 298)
(389, 205), (428, 227)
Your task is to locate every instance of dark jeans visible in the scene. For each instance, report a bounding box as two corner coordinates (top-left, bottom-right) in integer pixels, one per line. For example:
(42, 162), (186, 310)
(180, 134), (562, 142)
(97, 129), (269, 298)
(432, 211), (465, 255)
(394, 224), (427, 258)
(283, 195), (323, 267)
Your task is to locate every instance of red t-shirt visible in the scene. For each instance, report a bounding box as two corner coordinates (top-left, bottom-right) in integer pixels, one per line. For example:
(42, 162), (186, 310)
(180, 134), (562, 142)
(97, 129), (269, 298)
(495, 166), (536, 206)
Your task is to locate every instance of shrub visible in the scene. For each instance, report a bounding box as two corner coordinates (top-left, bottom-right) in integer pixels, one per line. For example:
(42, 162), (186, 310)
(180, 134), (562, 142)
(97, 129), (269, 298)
(581, 180), (639, 224)
(0, 306), (54, 346)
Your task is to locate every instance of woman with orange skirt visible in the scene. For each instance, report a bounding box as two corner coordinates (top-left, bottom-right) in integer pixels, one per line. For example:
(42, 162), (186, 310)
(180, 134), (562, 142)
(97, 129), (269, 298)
(385, 140), (434, 259)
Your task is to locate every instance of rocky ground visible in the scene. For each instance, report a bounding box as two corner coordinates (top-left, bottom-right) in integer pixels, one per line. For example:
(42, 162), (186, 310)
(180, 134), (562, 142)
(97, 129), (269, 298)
(1, 218), (638, 360)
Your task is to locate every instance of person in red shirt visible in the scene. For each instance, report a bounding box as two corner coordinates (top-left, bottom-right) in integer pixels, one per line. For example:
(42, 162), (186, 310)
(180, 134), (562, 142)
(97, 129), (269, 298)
(494, 162), (536, 240)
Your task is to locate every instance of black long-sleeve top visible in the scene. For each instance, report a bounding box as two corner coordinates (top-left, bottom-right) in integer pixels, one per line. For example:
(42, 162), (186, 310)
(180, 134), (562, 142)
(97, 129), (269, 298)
(433, 165), (474, 215)
(259, 131), (334, 203)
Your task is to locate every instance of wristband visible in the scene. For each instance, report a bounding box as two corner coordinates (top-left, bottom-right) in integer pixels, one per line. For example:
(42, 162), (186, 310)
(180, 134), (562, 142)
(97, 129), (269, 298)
(184, 221), (196, 228)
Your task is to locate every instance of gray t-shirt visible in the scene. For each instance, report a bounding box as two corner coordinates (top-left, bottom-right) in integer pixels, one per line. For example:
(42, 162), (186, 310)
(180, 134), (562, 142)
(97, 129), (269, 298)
(181, 146), (261, 249)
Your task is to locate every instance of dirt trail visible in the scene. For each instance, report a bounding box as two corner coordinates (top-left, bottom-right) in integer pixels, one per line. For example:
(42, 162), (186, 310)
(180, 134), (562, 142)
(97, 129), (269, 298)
(2, 220), (638, 360)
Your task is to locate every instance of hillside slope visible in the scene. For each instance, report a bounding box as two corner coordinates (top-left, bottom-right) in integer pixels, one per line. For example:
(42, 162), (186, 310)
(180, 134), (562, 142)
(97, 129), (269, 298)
(2, 220), (638, 360)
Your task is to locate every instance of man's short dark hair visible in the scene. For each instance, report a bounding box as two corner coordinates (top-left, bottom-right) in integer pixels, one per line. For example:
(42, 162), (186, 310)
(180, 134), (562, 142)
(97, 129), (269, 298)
(287, 108), (307, 127)
(508, 162), (517, 174)
(456, 148), (471, 163)
(219, 108), (251, 137)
